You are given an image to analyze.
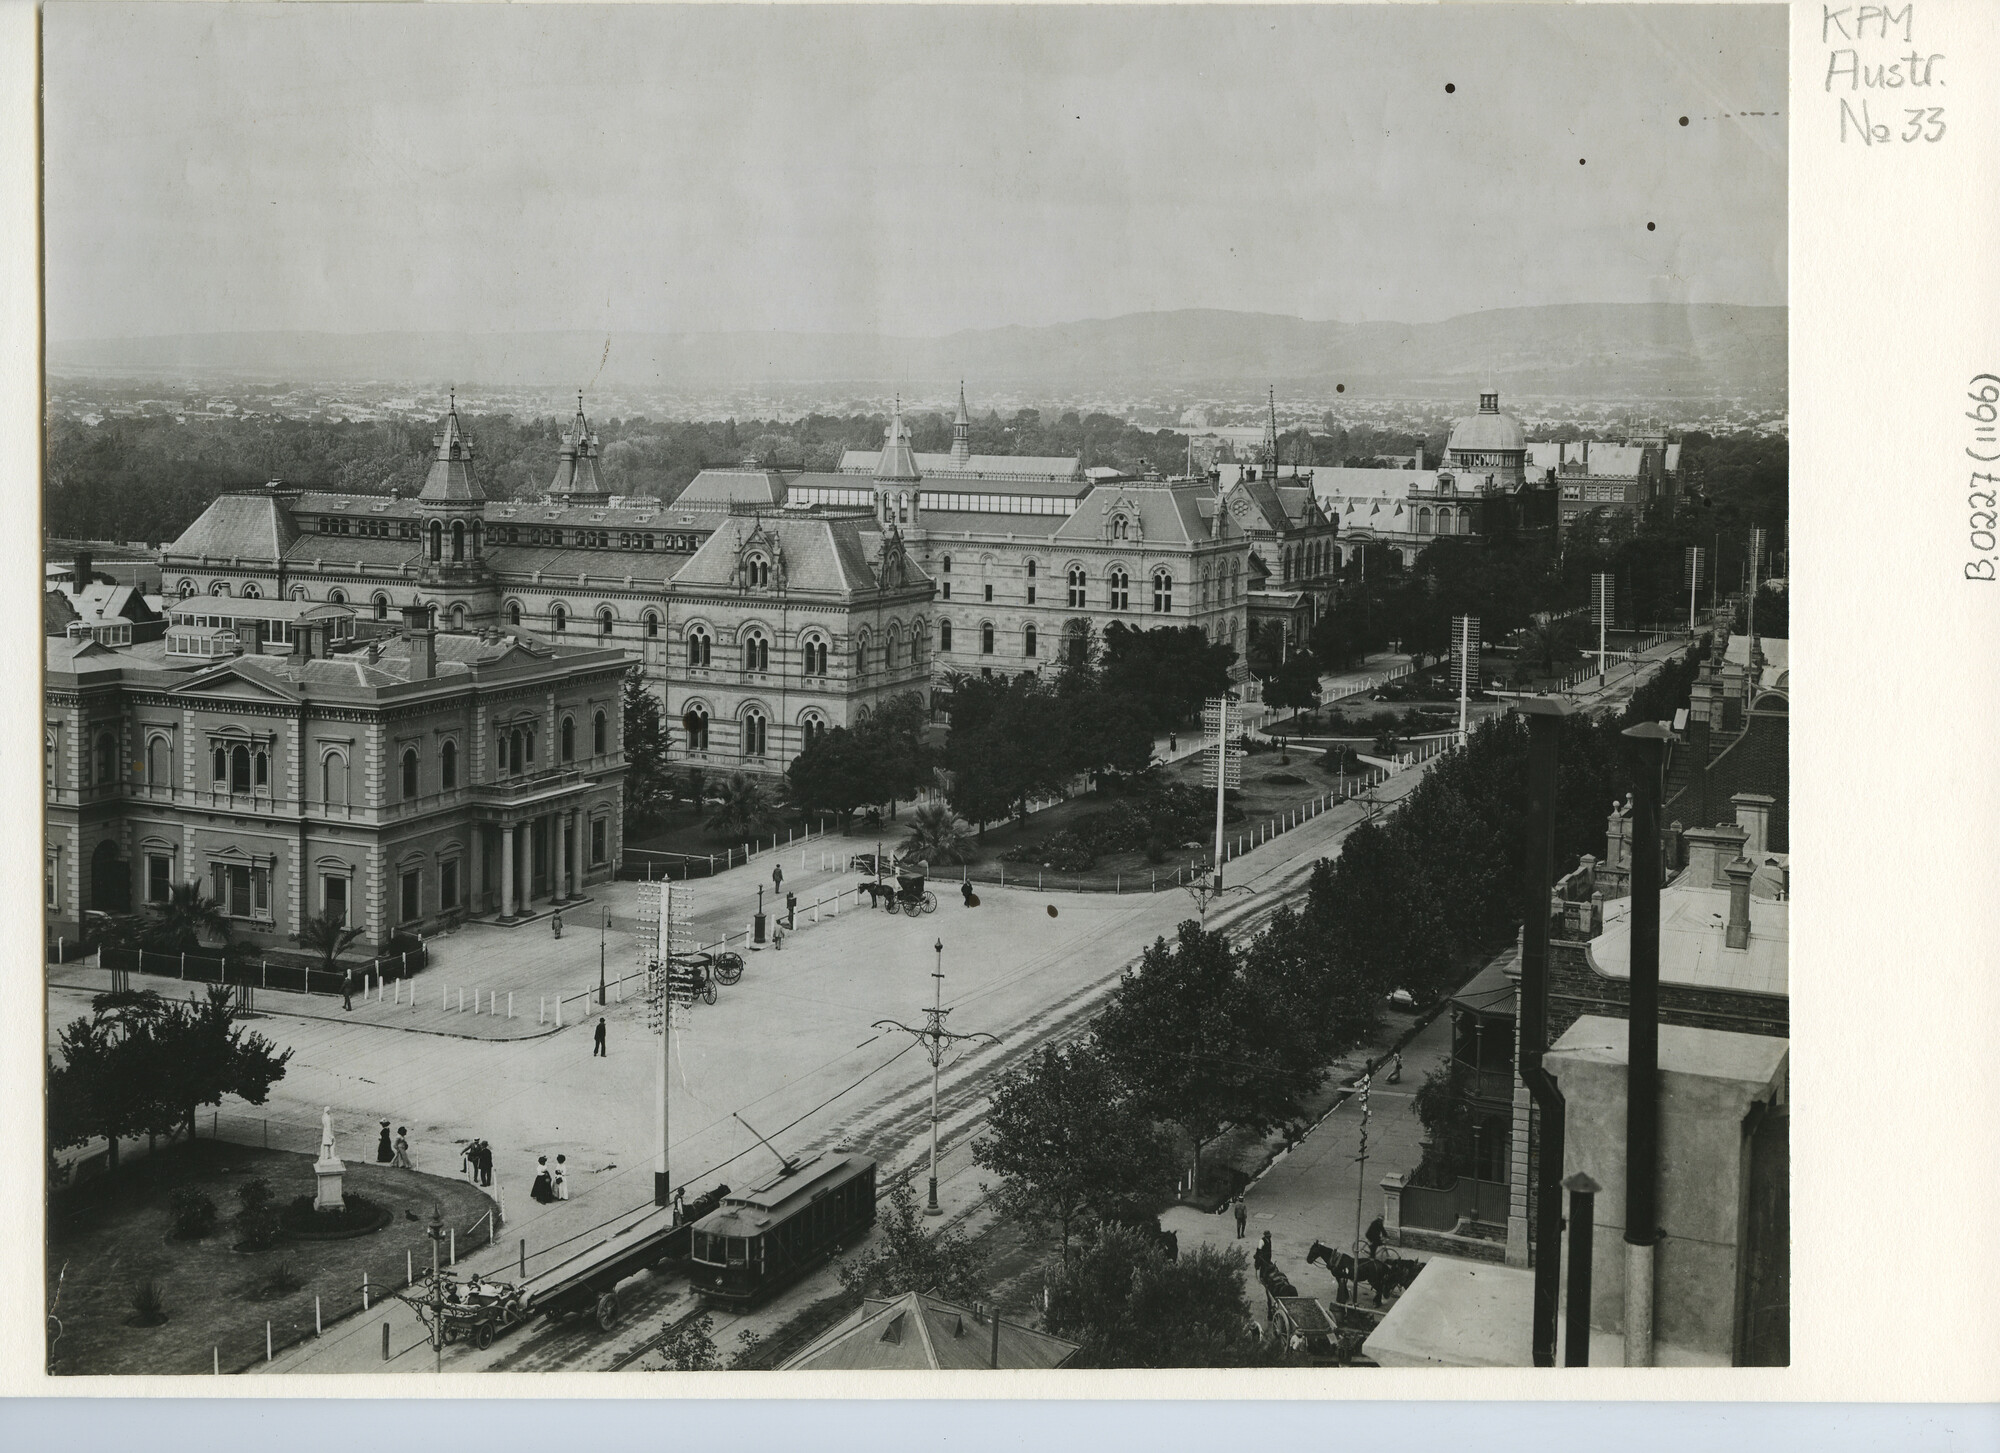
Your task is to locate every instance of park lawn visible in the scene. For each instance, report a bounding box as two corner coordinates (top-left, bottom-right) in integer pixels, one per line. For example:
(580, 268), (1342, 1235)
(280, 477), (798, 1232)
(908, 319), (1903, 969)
(624, 802), (834, 864)
(47, 1138), (496, 1376)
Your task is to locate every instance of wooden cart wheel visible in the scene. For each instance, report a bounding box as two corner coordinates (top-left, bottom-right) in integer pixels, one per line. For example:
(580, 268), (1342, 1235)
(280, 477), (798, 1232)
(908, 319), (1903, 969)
(701, 981), (717, 1005)
(595, 1291), (620, 1331)
(475, 1322), (494, 1350)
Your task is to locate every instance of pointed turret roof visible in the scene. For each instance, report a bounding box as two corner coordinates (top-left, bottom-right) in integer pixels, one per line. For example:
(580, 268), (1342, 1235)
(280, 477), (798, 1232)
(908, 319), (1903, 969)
(546, 392), (609, 501)
(954, 381), (970, 428)
(419, 392), (485, 503)
(874, 399), (922, 483)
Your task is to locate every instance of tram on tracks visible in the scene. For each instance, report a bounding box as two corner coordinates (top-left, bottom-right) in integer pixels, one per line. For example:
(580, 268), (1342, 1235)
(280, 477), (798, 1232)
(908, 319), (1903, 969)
(686, 1152), (878, 1307)
(507, 1181), (731, 1333)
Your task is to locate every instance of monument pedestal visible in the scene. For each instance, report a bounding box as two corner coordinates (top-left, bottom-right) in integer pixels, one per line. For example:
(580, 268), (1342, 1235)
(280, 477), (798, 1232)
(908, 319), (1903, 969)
(313, 1156), (347, 1212)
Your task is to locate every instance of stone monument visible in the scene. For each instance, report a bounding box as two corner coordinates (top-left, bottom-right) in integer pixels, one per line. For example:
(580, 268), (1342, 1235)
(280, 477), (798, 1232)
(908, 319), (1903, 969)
(313, 1105), (346, 1212)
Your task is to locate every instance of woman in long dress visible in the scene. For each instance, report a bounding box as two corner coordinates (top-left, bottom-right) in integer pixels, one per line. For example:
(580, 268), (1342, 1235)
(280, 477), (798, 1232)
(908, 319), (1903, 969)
(530, 1155), (555, 1204)
(391, 1127), (413, 1169)
(376, 1120), (394, 1164)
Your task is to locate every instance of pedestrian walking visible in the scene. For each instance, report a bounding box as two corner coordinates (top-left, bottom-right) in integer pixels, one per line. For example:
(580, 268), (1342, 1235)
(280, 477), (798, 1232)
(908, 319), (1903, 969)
(341, 968), (354, 1012)
(551, 910), (564, 940)
(771, 923), (785, 951)
(593, 1017), (607, 1057)
(960, 879), (978, 908)
(391, 1126), (413, 1170)
(376, 1119), (394, 1164)
(1232, 1196), (1248, 1239)
(531, 1156), (555, 1204)
(461, 1142), (477, 1180)
(476, 1141), (493, 1187)
(554, 1154), (569, 1201)
(1388, 1051), (1403, 1085)
(785, 890), (797, 929)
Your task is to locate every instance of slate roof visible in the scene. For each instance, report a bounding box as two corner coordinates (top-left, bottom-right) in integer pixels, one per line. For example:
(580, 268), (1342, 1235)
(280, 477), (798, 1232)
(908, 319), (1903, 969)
(1584, 445), (1647, 478)
(485, 500), (688, 525)
(674, 469), (792, 511)
(283, 536), (422, 569)
(1051, 482), (1220, 547)
(671, 514), (930, 597)
(163, 492), (302, 562)
(783, 1291), (1077, 1371)
(418, 405), (485, 502)
(916, 511), (1069, 539)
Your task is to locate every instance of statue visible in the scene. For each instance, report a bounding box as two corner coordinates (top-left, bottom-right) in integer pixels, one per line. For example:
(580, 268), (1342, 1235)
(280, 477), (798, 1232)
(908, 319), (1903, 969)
(314, 1106), (346, 1211)
(319, 1106), (336, 1163)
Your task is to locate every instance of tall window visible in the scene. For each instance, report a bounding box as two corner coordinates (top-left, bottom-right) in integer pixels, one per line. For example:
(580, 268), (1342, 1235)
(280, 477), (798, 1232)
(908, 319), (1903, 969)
(45, 730), (56, 790)
(1025, 558), (1038, 604)
(1067, 567), (1086, 608)
(551, 605), (568, 634)
(980, 622), (995, 654)
(684, 706), (709, 752)
(323, 751), (349, 806)
(941, 555), (952, 575)
(745, 554), (770, 587)
(508, 601), (522, 627)
(593, 710), (608, 755)
(373, 593), (389, 621)
(228, 743), (250, 794)
(803, 637), (828, 676)
(1024, 624), (1038, 658)
(643, 611), (660, 638)
(742, 709), (767, 757)
(147, 852), (173, 904)
(688, 627), (712, 667)
(441, 739), (458, 789)
(147, 736), (169, 786)
(1109, 569), (1129, 611)
(591, 817), (608, 865)
(1153, 570), (1173, 614)
(598, 608), (615, 638)
(801, 714), (827, 746)
(743, 631), (769, 672)
(450, 603), (466, 629)
(1111, 515), (1130, 540)
(938, 620), (952, 652)
(427, 520), (443, 562)
(561, 716), (576, 762)
(853, 636), (868, 675)
(401, 747), (419, 800)
(983, 583), (994, 603)
(97, 732), (119, 786)
(451, 520), (466, 561)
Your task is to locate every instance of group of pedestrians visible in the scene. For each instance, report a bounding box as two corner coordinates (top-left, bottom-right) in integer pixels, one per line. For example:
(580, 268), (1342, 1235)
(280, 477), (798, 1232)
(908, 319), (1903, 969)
(530, 1153), (570, 1204)
(460, 1139), (495, 1186)
(374, 1119), (413, 1169)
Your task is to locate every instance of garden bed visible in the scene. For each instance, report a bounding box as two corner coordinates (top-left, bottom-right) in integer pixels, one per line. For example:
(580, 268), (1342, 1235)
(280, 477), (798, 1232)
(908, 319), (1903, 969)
(46, 1139), (496, 1375)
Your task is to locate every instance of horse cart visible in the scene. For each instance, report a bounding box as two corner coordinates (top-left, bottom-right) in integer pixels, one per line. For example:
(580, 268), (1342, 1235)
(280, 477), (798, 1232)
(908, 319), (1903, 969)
(1267, 1291), (1379, 1367)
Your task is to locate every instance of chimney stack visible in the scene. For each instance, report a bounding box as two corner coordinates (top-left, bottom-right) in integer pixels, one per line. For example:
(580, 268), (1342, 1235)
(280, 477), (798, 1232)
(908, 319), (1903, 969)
(1686, 717), (1712, 824)
(401, 604), (436, 681)
(1731, 792), (1775, 856)
(296, 623), (316, 661)
(1723, 857), (1755, 949)
(73, 549), (93, 589)
(1681, 823), (1749, 888)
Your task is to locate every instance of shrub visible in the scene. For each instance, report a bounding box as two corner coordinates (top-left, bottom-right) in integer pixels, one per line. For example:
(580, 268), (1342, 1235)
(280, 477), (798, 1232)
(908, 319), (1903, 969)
(234, 1178), (281, 1251)
(1002, 829), (1096, 872)
(263, 1259), (305, 1296)
(127, 1279), (168, 1327)
(168, 1188), (218, 1240)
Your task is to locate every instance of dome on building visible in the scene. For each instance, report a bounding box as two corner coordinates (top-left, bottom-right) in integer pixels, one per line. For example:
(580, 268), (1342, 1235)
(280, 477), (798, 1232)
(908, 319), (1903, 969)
(1447, 389), (1526, 455)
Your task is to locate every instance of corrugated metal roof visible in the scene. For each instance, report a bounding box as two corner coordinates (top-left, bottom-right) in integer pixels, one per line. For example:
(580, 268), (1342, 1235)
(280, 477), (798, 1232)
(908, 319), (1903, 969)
(164, 493), (301, 562)
(838, 449), (1081, 480)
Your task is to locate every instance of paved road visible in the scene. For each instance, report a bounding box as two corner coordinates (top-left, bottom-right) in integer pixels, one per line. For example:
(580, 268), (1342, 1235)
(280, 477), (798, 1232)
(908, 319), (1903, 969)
(62, 749), (1434, 1374)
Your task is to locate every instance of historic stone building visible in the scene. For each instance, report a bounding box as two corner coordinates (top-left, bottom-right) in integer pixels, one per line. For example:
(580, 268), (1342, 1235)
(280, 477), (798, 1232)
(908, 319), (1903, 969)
(45, 604), (630, 953)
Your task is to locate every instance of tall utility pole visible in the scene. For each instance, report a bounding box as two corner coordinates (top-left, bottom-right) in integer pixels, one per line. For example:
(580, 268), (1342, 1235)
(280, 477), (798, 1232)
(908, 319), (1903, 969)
(874, 940), (996, 1216)
(1202, 696), (1240, 888)
(644, 881), (692, 1209)
(1591, 572), (1614, 686)
(1684, 546), (1704, 634)
(1451, 615), (1479, 746)
(1350, 1070), (1373, 1285)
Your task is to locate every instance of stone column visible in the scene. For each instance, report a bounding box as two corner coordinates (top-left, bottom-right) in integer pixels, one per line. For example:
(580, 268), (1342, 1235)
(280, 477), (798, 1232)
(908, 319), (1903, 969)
(524, 819), (539, 911)
(553, 810), (569, 904)
(500, 822), (516, 920)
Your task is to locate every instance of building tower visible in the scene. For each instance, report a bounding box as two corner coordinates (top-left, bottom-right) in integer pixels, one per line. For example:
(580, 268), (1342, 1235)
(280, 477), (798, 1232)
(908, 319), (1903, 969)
(415, 392), (497, 619)
(873, 398), (922, 527)
(950, 381), (972, 467)
(545, 393), (611, 505)
(1262, 385), (1279, 475)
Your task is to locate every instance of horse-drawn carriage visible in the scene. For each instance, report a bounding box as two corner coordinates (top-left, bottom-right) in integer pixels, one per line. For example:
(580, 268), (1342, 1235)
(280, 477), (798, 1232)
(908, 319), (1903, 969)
(665, 949), (744, 1005)
(856, 860), (938, 916)
(1306, 1238), (1423, 1306)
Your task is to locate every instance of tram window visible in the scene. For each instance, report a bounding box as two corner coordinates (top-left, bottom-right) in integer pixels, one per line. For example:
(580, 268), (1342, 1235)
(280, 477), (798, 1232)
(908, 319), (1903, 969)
(727, 1237), (747, 1266)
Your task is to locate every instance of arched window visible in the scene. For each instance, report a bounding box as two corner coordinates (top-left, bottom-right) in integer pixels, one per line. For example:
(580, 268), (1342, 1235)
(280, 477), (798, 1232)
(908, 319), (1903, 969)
(323, 751), (349, 806)
(1417, 506), (1434, 535)
(643, 611), (660, 639)
(593, 710), (607, 755)
(178, 579), (195, 597)
(1111, 515), (1130, 540)
(146, 736), (169, 786)
(508, 601), (522, 627)
(1153, 570), (1173, 614)
(803, 636), (828, 676)
(683, 705), (710, 752)
(596, 607), (614, 638)
(941, 555), (953, 575)
(450, 603), (466, 630)
(1067, 566), (1087, 608)
(441, 738), (458, 789)
(551, 605), (568, 634)
(1025, 558), (1037, 578)
(687, 626), (711, 667)
(1024, 624), (1038, 658)
(800, 713), (827, 747)
(561, 716), (576, 762)
(743, 631), (769, 672)
(97, 732), (119, 785)
(745, 554), (770, 587)
(231, 744), (252, 794)
(373, 593), (390, 621)
(938, 619), (953, 652)
(980, 622), (995, 654)
(291, 585), (308, 601)
(401, 747), (419, 800)
(241, 582), (261, 599)
(853, 634), (869, 675)
(451, 520), (466, 562)
(329, 588), (347, 605)
(472, 520), (483, 556)
(1108, 569), (1129, 611)
(211, 581), (230, 596)
(741, 709), (767, 758)
(427, 519), (443, 562)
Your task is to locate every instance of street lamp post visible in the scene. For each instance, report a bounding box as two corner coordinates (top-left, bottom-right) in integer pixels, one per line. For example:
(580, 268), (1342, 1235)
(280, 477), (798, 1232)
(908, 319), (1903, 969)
(426, 1205), (446, 1374)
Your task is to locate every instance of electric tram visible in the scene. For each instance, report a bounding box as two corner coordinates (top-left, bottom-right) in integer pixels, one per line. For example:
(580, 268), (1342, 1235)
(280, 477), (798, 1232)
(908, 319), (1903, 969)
(686, 1151), (878, 1306)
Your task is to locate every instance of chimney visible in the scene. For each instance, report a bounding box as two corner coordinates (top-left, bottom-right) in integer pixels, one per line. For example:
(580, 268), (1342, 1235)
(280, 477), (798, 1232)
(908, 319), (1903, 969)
(73, 549), (93, 589)
(1604, 795), (1631, 873)
(1723, 857), (1755, 949)
(1687, 717), (1712, 824)
(1681, 823), (1748, 888)
(401, 603), (436, 681)
(1732, 792), (1775, 856)
(296, 623), (317, 662)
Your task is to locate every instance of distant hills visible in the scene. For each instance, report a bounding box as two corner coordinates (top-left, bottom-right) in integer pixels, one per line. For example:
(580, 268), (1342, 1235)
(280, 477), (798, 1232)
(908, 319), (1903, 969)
(49, 303), (1786, 399)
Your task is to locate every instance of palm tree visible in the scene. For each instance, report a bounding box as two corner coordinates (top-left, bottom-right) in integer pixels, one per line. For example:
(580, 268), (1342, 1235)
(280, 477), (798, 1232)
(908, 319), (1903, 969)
(1517, 617), (1583, 680)
(295, 911), (365, 980)
(141, 882), (233, 956)
(703, 771), (773, 838)
(901, 802), (973, 865)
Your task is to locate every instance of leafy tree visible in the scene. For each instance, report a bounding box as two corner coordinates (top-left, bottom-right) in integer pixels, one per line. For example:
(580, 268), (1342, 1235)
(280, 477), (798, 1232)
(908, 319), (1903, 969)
(653, 1312), (723, 1371)
(1099, 624), (1237, 733)
(838, 1179), (984, 1303)
(1092, 922), (1324, 1193)
(1060, 686), (1157, 785)
(972, 1043), (1176, 1257)
(622, 671), (675, 833)
(901, 802), (973, 866)
(854, 692), (937, 811)
(1043, 1226), (1282, 1368)
(294, 911), (363, 978)
(1264, 650), (1323, 717)
(785, 727), (880, 823)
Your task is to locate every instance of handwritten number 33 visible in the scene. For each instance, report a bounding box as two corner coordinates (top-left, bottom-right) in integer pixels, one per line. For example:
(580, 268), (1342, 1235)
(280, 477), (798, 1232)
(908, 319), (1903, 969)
(1904, 108), (1945, 142)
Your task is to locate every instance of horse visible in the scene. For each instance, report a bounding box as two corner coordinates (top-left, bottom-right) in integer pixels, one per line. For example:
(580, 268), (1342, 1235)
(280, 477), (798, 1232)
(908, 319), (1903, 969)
(1306, 1239), (1415, 1306)
(856, 881), (895, 910)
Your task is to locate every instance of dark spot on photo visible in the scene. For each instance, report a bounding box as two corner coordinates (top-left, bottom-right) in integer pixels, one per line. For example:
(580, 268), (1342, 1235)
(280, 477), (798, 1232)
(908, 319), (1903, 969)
(1444, 83), (1455, 94)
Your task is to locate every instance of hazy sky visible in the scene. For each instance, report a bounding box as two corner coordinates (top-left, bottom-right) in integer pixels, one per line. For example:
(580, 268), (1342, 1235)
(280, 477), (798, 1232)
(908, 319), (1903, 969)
(44, 3), (1786, 342)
